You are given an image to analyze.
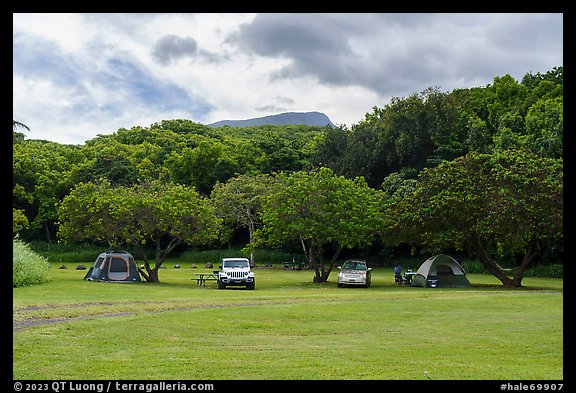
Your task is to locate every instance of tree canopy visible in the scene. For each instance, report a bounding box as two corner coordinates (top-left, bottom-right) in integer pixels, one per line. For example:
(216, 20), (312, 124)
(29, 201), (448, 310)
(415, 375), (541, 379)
(258, 167), (384, 283)
(58, 179), (221, 282)
(210, 173), (278, 265)
(383, 149), (562, 287)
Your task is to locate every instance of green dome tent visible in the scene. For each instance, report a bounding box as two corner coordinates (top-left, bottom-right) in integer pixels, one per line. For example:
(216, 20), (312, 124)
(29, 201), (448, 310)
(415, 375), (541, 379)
(411, 254), (471, 288)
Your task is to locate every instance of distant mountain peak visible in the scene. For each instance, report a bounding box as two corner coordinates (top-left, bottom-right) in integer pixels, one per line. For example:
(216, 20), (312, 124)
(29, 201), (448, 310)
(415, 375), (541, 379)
(207, 111), (336, 128)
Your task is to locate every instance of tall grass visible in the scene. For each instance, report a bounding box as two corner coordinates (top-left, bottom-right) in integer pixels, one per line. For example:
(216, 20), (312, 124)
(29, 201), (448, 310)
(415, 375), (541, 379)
(13, 237), (51, 287)
(29, 241), (105, 262)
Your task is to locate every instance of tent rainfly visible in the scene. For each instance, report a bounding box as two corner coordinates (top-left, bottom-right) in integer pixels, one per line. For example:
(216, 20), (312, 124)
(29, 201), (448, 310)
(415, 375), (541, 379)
(84, 250), (142, 283)
(411, 254), (471, 288)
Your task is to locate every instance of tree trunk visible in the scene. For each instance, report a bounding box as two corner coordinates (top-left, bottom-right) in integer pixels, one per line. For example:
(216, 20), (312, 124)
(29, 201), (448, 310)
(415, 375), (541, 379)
(312, 252), (328, 283)
(512, 241), (540, 287)
(248, 219), (255, 267)
(305, 242), (323, 283)
(141, 231), (180, 283)
(134, 245), (160, 283)
(324, 247), (343, 280)
(311, 245), (343, 284)
(43, 221), (52, 242)
(147, 268), (160, 283)
(471, 235), (530, 288)
(300, 237), (310, 263)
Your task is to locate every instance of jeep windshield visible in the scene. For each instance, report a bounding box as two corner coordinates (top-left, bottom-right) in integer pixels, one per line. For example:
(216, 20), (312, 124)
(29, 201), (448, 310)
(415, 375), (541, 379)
(223, 259), (249, 268)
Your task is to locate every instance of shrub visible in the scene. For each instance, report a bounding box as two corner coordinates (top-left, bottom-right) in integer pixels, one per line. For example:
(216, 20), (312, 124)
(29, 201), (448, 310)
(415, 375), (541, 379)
(460, 260), (563, 278)
(13, 237), (51, 287)
(28, 241), (104, 262)
(524, 263), (563, 278)
(179, 248), (295, 265)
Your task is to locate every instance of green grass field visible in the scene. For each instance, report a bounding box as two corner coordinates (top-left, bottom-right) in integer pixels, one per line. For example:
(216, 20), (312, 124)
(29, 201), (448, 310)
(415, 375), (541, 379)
(13, 262), (563, 380)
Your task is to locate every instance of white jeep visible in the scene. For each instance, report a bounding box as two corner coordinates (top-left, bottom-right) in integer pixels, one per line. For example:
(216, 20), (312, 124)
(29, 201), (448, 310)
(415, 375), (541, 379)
(217, 257), (255, 290)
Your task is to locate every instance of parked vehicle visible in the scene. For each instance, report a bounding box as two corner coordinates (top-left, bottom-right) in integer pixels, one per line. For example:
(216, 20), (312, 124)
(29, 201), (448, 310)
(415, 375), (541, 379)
(337, 259), (371, 288)
(217, 257), (255, 290)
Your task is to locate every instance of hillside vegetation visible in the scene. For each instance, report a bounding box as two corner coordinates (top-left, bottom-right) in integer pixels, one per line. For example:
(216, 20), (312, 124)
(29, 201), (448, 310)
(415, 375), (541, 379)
(13, 67), (563, 286)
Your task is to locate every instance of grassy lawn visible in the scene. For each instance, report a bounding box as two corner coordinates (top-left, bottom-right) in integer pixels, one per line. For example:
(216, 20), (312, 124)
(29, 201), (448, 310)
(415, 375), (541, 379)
(13, 262), (563, 380)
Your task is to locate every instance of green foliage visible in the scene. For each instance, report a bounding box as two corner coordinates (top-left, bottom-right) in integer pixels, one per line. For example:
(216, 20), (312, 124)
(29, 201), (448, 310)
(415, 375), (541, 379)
(314, 68), (562, 188)
(58, 180), (220, 247)
(13, 67), (563, 277)
(524, 263), (563, 279)
(461, 259), (563, 278)
(523, 96), (563, 157)
(13, 130), (26, 143)
(57, 179), (222, 281)
(88, 144), (139, 186)
(315, 87), (467, 187)
(179, 247), (294, 265)
(27, 241), (109, 263)
(13, 208), (29, 234)
(13, 237), (51, 287)
(380, 172), (417, 200)
(165, 139), (241, 195)
(259, 167), (385, 282)
(13, 140), (86, 241)
(210, 173), (277, 245)
(384, 149), (562, 287)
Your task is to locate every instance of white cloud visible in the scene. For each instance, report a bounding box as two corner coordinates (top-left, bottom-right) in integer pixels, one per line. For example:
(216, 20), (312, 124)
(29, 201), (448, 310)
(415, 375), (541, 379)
(13, 13), (563, 144)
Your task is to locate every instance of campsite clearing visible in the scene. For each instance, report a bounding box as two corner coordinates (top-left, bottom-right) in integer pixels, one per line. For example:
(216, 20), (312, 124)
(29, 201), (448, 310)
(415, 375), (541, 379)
(13, 263), (563, 380)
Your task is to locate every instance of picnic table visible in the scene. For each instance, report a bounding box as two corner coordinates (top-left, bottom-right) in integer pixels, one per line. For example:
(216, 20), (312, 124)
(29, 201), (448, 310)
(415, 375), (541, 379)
(283, 260), (308, 270)
(192, 271), (219, 286)
(403, 271), (417, 285)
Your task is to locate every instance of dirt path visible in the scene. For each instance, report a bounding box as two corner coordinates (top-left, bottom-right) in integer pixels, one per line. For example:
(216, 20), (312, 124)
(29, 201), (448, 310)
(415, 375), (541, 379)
(13, 299), (299, 332)
(13, 312), (136, 331)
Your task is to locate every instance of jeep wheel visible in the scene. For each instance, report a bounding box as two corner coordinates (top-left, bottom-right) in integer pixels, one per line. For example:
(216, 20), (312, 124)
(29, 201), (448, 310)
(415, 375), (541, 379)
(217, 280), (226, 289)
(247, 281), (255, 290)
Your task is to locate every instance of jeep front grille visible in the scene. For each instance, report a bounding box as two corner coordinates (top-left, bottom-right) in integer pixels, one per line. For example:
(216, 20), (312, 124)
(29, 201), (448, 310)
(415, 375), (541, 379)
(228, 271), (246, 278)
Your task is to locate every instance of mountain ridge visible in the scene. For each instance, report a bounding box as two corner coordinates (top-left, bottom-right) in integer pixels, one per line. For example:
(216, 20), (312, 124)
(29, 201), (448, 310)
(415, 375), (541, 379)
(207, 111), (336, 128)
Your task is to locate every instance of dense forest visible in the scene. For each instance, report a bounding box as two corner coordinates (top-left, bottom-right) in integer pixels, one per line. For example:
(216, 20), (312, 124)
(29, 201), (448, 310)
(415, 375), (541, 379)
(13, 67), (563, 286)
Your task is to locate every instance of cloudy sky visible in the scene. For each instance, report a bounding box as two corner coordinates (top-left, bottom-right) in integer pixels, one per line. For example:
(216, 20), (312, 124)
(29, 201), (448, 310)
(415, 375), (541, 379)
(13, 13), (563, 145)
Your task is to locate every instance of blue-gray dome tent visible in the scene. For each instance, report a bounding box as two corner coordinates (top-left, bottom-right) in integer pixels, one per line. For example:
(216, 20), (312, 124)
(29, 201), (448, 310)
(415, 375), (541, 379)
(84, 250), (142, 283)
